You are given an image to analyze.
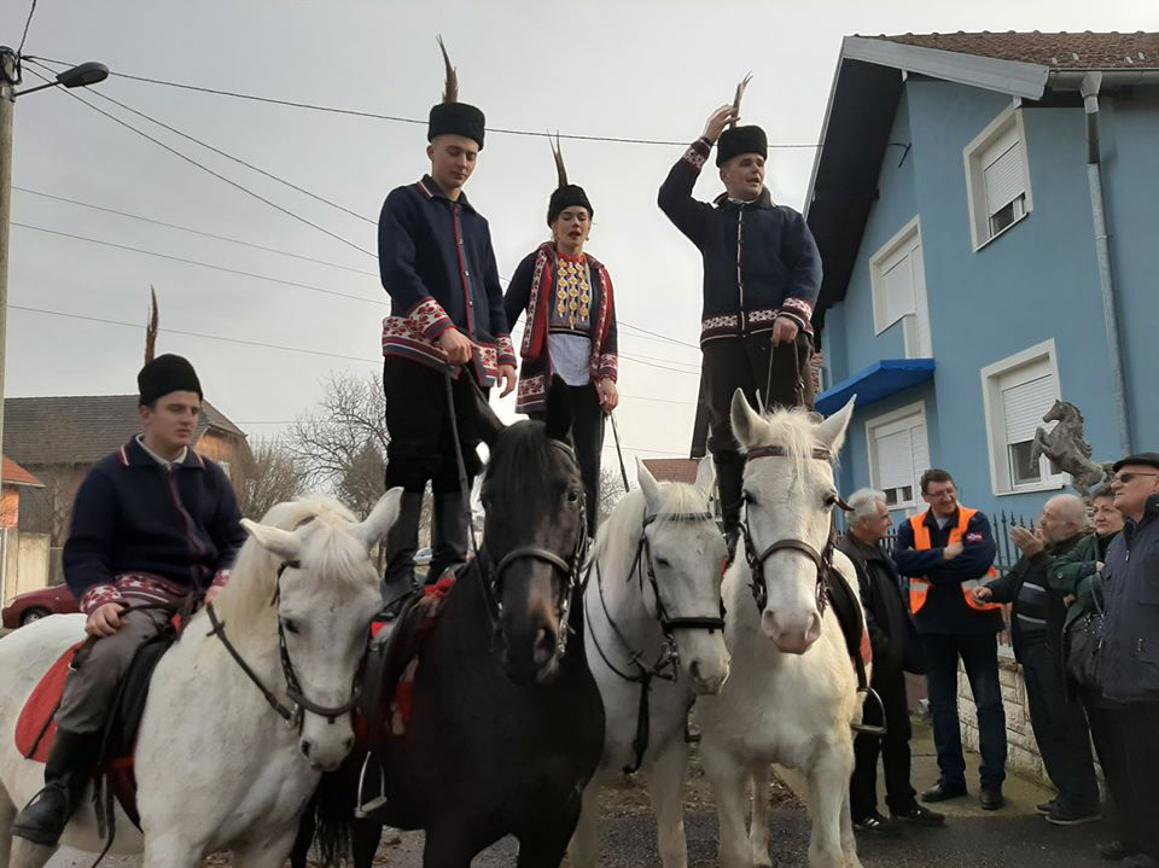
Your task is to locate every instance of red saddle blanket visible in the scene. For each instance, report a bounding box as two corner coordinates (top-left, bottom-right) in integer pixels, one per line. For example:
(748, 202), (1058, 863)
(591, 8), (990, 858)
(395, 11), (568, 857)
(15, 641), (86, 764)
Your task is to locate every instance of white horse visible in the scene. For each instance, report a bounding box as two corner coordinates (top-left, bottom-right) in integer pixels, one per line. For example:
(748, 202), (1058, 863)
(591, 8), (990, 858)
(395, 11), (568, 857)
(0, 491), (400, 868)
(698, 393), (865, 868)
(570, 458), (731, 868)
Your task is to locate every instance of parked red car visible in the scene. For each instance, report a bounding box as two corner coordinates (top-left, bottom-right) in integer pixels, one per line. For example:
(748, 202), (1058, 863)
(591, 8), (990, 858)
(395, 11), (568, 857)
(2, 584), (79, 629)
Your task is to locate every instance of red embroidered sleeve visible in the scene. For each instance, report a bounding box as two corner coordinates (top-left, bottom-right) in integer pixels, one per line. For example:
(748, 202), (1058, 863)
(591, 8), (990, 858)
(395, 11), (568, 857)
(211, 569), (232, 589)
(78, 584), (126, 616)
(497, 334), (517, 368)
(597, 354), (618, 383)
(777, 297), (815, 331)
(682, 137), (712, 170)
(408, 297), (454, 341)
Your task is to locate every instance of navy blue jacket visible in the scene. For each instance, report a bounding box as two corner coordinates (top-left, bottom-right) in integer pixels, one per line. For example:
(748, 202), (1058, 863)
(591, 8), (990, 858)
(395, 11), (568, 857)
(1100, 495), (1159, 703)
(894, 509), (1003, 635)
(63, 438), (246, 608)
(657, 138), (822, 345)
(378, 175), (515, 386)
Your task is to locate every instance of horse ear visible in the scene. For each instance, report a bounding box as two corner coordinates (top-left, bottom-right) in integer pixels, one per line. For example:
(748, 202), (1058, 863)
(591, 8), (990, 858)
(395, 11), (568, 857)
(814, 395), (856, 456)
(693, 456), (716, 500)
(354, 487), (404, 552)
(241, 518), (301, 563)
(544, 375), (573, 443)
(470, 378), (506, 447)
(730, 388), (768, 448)
(636, 457), (663, 515)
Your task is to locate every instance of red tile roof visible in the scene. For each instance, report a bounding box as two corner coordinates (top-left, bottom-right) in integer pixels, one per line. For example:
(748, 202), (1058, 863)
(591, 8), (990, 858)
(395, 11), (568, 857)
(642, 458), (699, 485)
(873, 31), (1159, 70)
(2, 456), (43, 488)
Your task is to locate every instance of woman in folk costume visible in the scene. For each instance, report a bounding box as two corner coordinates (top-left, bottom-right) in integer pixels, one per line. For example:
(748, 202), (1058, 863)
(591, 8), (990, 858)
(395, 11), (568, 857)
(504, 139), (618, 535)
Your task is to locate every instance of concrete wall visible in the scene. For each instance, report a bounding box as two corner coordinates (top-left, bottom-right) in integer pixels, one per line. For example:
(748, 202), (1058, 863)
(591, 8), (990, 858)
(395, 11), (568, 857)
(2, 529), (51, 604)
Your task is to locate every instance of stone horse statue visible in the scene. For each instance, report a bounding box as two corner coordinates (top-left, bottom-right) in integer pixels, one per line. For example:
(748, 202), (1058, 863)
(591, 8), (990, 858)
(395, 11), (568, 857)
(1030, 400), (1112, 497)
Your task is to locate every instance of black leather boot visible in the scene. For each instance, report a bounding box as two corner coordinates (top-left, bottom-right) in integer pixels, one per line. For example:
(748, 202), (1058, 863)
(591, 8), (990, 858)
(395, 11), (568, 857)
(12, 729), (97, 846)
(715, 454), (745, 564)
(428, 490), (471, 584)
(382, 491), (424, 616)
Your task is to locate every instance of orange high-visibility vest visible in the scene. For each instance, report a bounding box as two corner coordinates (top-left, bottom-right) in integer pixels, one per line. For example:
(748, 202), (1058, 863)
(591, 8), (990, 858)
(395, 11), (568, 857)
(908, 509), (1001, 615)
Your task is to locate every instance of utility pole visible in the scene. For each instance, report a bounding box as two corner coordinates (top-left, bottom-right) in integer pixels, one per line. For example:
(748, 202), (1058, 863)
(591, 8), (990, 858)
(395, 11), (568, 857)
(0, 47), (15, 603)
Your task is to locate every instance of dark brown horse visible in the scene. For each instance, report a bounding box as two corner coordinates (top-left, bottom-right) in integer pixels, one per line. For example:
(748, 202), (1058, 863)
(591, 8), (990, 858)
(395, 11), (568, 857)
(291, 382), (605, 867)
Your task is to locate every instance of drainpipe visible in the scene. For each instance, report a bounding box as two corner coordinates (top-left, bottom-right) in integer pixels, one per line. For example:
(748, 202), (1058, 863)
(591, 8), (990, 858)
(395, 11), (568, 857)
(1081, 71), (1132, 456)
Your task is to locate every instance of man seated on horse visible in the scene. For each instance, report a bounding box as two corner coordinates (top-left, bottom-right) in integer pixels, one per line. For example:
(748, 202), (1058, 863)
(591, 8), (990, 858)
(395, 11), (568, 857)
(378, 41), (516, 609)
(658, 101), (822, 558)
(12, 354), (246, 847)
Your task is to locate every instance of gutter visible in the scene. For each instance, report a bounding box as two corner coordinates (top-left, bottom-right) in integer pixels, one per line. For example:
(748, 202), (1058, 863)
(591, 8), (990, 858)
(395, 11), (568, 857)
(1079, 71), (1133, 456)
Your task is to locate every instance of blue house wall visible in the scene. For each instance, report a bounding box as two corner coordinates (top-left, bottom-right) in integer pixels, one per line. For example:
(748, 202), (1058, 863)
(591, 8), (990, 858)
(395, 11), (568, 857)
(823, 77), (1154, 522)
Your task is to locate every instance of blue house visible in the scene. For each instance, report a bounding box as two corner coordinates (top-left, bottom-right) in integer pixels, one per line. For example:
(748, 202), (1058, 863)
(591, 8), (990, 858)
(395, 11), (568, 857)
(808, 31), (1159, 522)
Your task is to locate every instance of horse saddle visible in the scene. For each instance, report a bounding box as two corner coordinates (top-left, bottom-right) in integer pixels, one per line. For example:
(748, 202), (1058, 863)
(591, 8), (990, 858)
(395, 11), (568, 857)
(357, 575), (457, 747)
(15, 617), (181, 829)
(824, 571), (885, 736)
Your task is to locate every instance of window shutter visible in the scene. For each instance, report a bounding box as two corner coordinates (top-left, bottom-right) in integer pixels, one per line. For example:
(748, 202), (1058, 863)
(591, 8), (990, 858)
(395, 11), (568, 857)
(983, 139), (1026, 216)
(875, 428), (914, 490)
(1001, 374), (1054, 445)
(880, 254), (916, 327)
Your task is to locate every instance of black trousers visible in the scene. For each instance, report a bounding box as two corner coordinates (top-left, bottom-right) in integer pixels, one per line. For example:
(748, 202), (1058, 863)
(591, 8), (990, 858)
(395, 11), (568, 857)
(1019, 638), (1100, 813)
(532, 383), (604, 535)
(1081, 691), (1136, 844)
(383, 357), (485, 494)
(851, 664), (917, 819)
(1117, 701), (1159, 858)
(702, 332), (814, 531)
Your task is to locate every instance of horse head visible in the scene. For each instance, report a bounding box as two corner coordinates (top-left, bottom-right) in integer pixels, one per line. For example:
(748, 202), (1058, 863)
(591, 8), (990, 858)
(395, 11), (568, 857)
(474, 378), (587, 686)
(635, 457), (731, 694)
(730, 391), (856, 655)
(231, 491), (400, 770)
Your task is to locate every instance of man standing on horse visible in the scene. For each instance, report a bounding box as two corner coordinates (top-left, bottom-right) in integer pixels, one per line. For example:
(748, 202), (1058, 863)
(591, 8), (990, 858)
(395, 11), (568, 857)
(893, 468), (1008, 811)
(658, 101), (821, 557)
(378, 41), (516, 607)
(504, 139), (619, 536)
(12, 354), (246, 847)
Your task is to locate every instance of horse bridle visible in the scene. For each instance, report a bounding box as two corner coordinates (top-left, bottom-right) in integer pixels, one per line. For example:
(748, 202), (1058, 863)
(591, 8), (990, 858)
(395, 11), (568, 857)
(207, 559), (364, 731)
(740, 444), (851, 614)
(482, 440), (589, 661)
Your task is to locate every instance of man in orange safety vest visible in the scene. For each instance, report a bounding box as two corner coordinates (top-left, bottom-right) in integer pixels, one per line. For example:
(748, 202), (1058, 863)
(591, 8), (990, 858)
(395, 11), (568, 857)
(894, 468), (1008, 812)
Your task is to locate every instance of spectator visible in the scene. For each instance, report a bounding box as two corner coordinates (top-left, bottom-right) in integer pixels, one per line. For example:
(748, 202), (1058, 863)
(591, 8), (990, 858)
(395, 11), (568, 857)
(976, 495), (1100, 826)
(894, 469), (1007, 811)
(1051, 485), (1134, 858)
(838, 489), (945, 835)
(1099, 454), (1159, 868)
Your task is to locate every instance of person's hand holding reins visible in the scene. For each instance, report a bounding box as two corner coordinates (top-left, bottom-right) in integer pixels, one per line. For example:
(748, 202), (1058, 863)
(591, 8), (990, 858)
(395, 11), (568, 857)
(498, 364), (517, 398)
(597, 378), (619, 415)
(438, 328), (474, 365)
(772, 316), (799, 346)
(86, 602), (127, 638)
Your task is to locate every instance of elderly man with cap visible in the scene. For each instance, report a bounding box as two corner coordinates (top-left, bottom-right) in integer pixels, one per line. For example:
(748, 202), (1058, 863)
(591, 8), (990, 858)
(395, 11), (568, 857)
(11, 354), (246, 846)
(504, 139), (619, 535)
(1099, 453), (1159, 868)
(378, 41), (516, 606)
(658, 102), (822, 557)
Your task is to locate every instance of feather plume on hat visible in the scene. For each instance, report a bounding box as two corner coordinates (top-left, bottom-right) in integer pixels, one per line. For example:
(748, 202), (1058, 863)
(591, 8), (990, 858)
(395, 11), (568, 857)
(437, 35), (458, 104)
(427, 36), (486, 148)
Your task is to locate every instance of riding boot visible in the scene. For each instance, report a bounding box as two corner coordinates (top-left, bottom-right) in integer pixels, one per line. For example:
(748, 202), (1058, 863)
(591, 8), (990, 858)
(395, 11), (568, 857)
(715, 453), (745, 563)
(12, 729), (98, 846)
(382, 491), (424, 614)
(428, 490), (471, 585)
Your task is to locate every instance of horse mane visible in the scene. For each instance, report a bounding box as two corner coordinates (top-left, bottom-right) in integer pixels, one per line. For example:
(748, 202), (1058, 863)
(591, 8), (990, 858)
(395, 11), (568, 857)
(216, 496), (367, 628)
(483, 420), (574, 506)
(748, 406), (835, 489)
(592, 481), (710, 565)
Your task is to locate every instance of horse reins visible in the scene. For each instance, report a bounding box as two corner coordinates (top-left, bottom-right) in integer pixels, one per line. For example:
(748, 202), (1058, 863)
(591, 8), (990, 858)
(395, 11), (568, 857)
(584, 509), (726, 773)
(740, 443), (886, 737)
(206, 559), (362, 730)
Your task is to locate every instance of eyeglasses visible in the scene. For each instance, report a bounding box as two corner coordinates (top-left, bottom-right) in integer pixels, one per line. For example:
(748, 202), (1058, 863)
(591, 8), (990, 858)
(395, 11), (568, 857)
(1114, 472), (1159, 485)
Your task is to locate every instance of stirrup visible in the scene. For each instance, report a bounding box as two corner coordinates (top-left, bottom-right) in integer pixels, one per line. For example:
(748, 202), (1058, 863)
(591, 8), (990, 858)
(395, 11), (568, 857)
(852, 686), (887, 736)
(353, 751), (387, 819)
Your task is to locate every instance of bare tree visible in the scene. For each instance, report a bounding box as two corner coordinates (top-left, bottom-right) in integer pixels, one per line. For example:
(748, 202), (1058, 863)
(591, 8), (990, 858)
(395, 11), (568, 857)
(233, 439), (307, 520)
(599, 466), (629, 523)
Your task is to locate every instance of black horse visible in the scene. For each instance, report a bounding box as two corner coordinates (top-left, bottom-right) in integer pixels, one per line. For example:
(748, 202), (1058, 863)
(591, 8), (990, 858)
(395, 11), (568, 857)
(291, 382), (605, 867)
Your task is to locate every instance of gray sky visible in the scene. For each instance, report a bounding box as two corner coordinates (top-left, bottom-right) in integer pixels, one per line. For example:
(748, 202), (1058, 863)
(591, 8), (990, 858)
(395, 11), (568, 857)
(4, 0), (1157, 469)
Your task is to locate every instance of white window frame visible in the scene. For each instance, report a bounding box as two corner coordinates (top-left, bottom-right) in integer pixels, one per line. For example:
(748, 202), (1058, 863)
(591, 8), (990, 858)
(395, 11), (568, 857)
(964, 107), (1034, 251)
(980, 338), (1067, 496)
(869, 216), (933, 358)
(865, 401), (930, 514)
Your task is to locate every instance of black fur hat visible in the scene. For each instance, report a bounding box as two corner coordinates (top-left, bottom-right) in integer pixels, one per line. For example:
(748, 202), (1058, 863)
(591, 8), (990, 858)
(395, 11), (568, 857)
(427, 37), (485, 150)
(138, 354), (202, 406)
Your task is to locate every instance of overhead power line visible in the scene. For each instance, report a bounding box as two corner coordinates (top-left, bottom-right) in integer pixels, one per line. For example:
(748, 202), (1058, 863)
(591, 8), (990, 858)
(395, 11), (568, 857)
(12, 222), (385, 306)
(17, 0), (39, 54)
(14, 186), (380, 276)
(28, 55), (820, 150)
